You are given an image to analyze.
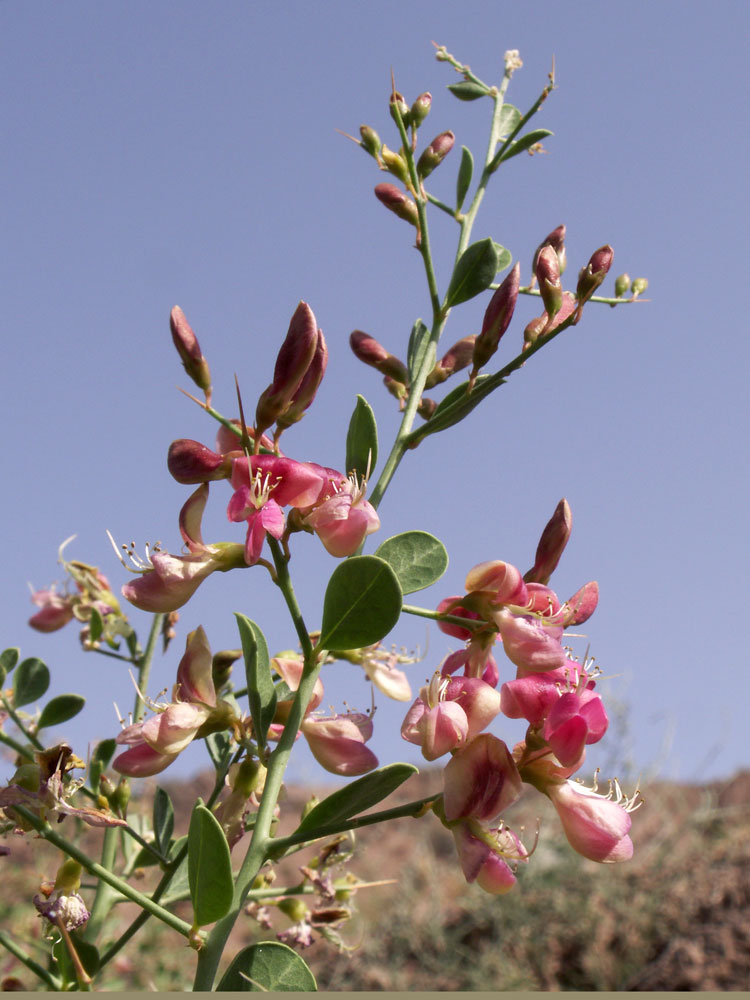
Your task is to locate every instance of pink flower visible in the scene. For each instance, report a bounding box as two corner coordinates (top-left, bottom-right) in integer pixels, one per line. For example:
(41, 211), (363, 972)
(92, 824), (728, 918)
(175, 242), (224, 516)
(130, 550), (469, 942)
(452, 819), (528, 895)
(118, 485), (247, 612)
(28, 587), (75, 633)
(303, 474), (380, 557)
(443, 734), (522, 823)
(401, 673), (501, 761)
(545, 779), (635, 863)
(113, 627), (237, 777)
(300, 711), (378, 776)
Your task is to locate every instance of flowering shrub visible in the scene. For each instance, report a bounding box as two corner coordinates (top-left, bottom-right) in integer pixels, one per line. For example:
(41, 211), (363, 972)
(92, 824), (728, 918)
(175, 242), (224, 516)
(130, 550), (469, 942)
(0, 44), (645, 991)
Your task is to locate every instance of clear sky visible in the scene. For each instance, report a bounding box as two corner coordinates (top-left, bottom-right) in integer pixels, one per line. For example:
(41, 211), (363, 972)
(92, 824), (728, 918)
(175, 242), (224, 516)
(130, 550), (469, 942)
(2, 1), (748, 789)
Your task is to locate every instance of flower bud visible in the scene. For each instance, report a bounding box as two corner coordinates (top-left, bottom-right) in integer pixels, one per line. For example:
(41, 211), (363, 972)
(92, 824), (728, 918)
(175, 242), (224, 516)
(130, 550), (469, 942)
(410, 92), (432, 127)
(167, 439), (234, 484)
(523, 314), (547, 350)
(630, 277), (648, 298)
(389, 91), (410, 126)
(614, 273), (631, 298)
(417, 130), (455, 179)
(575, 245), (614, 317)
(276, 328), (328, 430)
(535, 245), (563, 320)
(524, 498), (572, 584)
(417, 397), (437, 420)
(380, 144), (410, 184)
(531, 224), (566, 283)
(212, 648), (242, 690)
(425, 335), (476, 388)
(471, 263), (520, 378)
(255, 301), (320, 436)
(349, 330), (409, 383)
(359, 125), (381, 159)
(170, 307), (212, 400)
(374, 183), (419, 227)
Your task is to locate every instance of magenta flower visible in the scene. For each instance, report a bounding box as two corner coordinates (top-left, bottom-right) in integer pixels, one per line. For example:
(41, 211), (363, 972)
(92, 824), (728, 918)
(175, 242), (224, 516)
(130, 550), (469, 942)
(28, 587), (75, 633)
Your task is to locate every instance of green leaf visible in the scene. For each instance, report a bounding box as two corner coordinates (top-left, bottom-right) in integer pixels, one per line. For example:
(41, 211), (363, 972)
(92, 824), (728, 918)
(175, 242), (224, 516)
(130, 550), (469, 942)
(428, 374), (496, 434)
(455, 145), (473, 211)
(153, 786), (175, 854)
(447, 80), (488, 102)
(493, 242), (512, 273)
(444, 238), (499, 308)
(375, 531), (448, 595)
(91, 738), (117, 770)
(217, 941), (317, 992)
(497, 102), (521, 137)
(188, 801), (234, 926)
(88, 606), (103, 644)
(235, 614), (276, 750)
(159, 835), (191, 904)
(12, 657), (50, 707)
(206, 730), (233, 771)
(406, 318), (432, 380)
(295, 762), (418, 835)
(52, 934), (99, 985)
(345, 395), (378, 480)
(37, 694), (86, 730)
(0, 648), (19, 675)
(319, 556), (402, 651)
(498, 128), (553, 162)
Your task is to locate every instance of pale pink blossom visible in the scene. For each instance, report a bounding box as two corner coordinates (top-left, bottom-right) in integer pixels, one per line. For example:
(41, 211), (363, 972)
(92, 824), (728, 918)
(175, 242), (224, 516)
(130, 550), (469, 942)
(443, 733), (522, 823)
(452, 819), (528, 894)
(545, 778), (635, 863)
(402, 674), (501, 761)
(303, 474), (380, 558)
(300, 712), (378, 776)
(28, 587), (75, 633)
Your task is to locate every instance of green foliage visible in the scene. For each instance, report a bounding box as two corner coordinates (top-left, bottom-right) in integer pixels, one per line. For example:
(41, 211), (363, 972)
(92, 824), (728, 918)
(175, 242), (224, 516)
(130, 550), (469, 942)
(188, 801), (234, 926)
(319, 556), (402, 650)
(52, 934), (99, 986)
(375, 531), (448, 594)
(153, 787), (175, 855)
(89, 606), (104, 643)
(217, 942), (317, 991)
(0, 647), (19, 686)
(447, 80), (487, 101)
(235, 614), (276, 750)
(12, 657), (50, 707)
(497, 102), (521, 137)
(206, 730), (233, 771)
(493, 242), (512, 272)
(37, 694), (86, 730)
(406, 319), (433, 380)
(455, 145), (473, 211)
(498, 128), (553, 162)
(345, 395), (378, 479)
(444, 238), (499, 307)
(295, 762), (418, 835)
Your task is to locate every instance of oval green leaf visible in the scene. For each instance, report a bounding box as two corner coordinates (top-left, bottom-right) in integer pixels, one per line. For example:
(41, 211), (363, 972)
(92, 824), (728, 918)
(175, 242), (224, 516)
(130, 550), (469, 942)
(188, 801), (234, 926)
(205, 730), (233, 771)
(217, 941), (317, 992)
(497, 102), (521, 137)
(295, 762), (418, 835)
(424, 374), (496, 436)
(375, 531), (448, 594)
(235, 614), (276, 750)
(88, 606), (104, 644)
(406, 318), (430, 376)
(456, 145), (473, 212)
(345, 395), (378, 479)
(319, 556), (402, 651)
(13, 657), (50, 708)
(493, 242), (512, 273)
(444, 238), (499, 308)
(0, 648), (19, 675)
(37, 694), (86, 730)
(447, 80), (488, 102)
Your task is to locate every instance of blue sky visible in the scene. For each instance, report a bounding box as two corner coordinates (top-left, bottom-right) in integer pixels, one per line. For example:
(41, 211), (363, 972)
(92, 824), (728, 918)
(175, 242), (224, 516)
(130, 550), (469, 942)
(2, 1), (748, 789)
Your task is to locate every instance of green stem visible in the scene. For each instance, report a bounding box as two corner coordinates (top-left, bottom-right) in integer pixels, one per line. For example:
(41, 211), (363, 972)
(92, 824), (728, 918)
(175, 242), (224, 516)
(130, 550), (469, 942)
(401, 604), (486, 630)
(13, 806), (198, 943)
(0, 729), (35, 761)
(0, 694), (45, 753)
(83, 827), (119, 943)
(132, 612), (164, 722)
(0, 928), (62, 990)
(268, 793), (441, 858)
(193, 540), (321, 991)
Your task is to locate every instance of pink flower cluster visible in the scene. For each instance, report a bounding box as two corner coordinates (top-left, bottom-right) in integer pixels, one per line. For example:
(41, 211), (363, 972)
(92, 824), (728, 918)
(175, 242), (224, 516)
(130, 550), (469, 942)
(118, 301), (380, 614)
(400, 500), (639, 892)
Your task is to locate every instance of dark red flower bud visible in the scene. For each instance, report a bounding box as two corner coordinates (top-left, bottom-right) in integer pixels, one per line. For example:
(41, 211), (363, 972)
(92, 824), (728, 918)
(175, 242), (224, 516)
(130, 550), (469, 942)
(524, 498), (572, 585)
(470, 263), (520, 380)
(575, 245), (614, 316)
(167, 439), (235, 484)
(410, 92), (432, 127)
(350, 330), (409, 384)
(531, 224), (566, 284)
(255, 301), (320, 436)
(417, 130), (455, 179)
(536, 245), (563, 321)
(374, 183), (419, 226)
(170, 307), (212, 400)
(425, 335), (476, 388)
(276, 329), (328, 430)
